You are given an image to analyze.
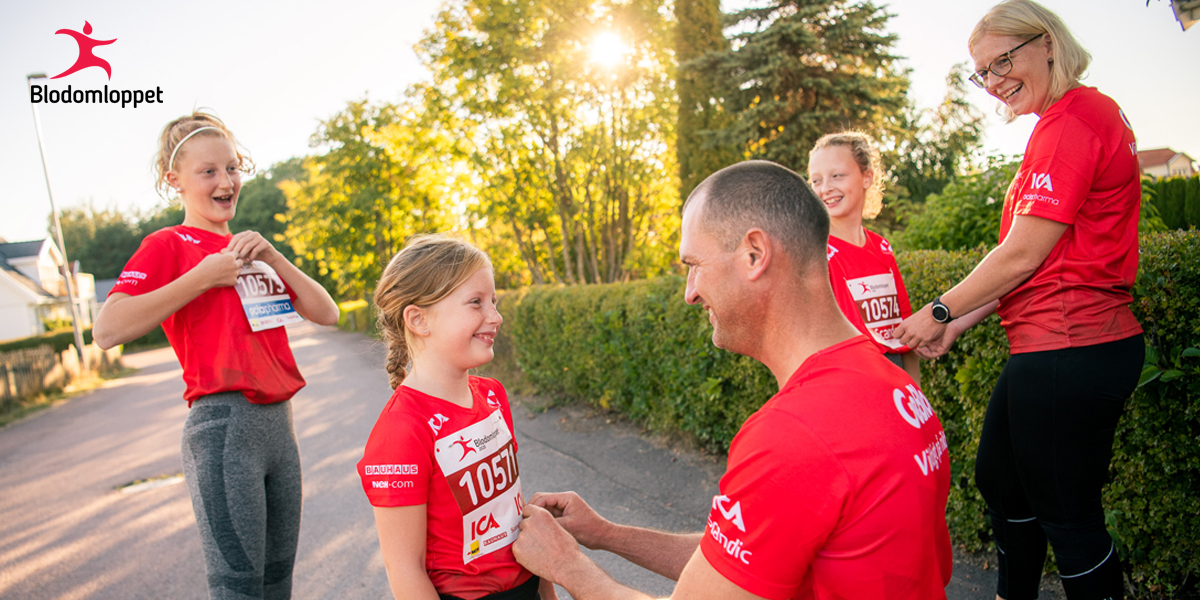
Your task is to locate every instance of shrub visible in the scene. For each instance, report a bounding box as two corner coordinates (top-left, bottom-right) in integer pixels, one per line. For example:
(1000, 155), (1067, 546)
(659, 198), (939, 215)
(503, 231), (1200, 594)
(0, 327), (94, 354)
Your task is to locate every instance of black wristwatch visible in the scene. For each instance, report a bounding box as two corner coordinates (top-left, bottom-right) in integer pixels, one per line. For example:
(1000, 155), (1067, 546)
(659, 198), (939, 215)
(931, 297), (954, 324)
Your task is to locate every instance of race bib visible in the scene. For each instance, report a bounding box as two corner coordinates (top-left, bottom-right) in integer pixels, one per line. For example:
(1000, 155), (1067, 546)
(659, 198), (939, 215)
(434, 410), (524, 564)
(846, 272), (904, 350)
(234, 261), (303, 332)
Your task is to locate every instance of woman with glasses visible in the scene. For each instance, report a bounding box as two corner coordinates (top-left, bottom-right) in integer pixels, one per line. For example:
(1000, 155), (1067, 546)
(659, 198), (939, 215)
(894, 1), (1143, 598)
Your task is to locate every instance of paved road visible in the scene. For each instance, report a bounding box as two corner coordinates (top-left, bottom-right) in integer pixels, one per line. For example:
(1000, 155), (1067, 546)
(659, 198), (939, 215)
(0, 322), (1059, 599)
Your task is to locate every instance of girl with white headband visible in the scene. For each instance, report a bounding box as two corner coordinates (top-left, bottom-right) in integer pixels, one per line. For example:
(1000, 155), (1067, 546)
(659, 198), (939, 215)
(94, 110), (339, 599)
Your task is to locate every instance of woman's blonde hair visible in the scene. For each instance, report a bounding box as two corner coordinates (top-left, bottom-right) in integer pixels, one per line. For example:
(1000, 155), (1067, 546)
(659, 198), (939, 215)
(969, 0), (1090, 122)
(809, 131), (885, 219)
(153, 110), (255, 198)
(374, 234), (492, 389)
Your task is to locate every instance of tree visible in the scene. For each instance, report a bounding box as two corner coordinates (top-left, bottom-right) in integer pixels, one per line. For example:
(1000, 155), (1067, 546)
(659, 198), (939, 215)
(281, 97), (457, 299)
(889, 64), (986, 205)
(695, 0), (911, 174)
(56, 203), (140, 279)
(418, 0), (680, 285)
(675, 0), (740, 202)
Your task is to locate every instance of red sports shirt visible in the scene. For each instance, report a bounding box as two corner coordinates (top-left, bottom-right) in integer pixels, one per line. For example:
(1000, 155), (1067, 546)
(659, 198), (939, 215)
(357, 377), (532, 600)
(827, 230), (913, 354)
(109, 226), (305, 405)
(699, 336), (952, 600)
(998, 87), (1143, 353)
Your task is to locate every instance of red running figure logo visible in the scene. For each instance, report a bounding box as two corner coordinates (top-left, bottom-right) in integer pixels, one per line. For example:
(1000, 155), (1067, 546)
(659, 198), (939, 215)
(451, 436), (477, 460)
(52, 21), (116, 80)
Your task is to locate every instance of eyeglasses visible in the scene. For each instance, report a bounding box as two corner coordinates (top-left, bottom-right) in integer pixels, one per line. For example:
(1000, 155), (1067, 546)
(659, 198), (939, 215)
(969, 33), (1044, 88)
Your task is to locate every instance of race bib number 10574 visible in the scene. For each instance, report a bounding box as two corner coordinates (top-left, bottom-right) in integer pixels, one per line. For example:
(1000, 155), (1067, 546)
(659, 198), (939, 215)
(235, 261), (303, 332)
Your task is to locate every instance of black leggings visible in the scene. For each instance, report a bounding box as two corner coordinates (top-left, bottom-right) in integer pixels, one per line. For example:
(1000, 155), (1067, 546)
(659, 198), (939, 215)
(975, 334), (1142, 600)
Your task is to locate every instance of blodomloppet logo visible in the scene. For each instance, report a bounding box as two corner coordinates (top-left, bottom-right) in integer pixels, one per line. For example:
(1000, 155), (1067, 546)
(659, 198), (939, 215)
(30, 21), (164, 109)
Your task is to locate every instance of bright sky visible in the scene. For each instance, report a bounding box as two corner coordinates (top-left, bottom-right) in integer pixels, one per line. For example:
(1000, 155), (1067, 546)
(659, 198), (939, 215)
(3, 0), (1197, 244)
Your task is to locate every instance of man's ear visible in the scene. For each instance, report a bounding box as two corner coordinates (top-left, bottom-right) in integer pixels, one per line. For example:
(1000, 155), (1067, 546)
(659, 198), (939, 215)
(403, 305), (429, 337)
(741, 229), (772, 281)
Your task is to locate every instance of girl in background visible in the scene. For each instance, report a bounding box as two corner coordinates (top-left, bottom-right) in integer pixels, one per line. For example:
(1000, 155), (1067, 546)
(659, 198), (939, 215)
(358, 235), (555, 600)
(94, 110), (339, 599)
(809, 132), (920, 385)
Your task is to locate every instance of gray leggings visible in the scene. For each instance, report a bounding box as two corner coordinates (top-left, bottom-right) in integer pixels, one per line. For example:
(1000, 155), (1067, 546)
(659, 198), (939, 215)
(182, 392), (302, 600)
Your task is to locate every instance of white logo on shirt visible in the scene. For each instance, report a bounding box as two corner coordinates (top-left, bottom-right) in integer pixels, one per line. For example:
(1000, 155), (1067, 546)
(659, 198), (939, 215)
(364, 464), (419, 476)
(174, 232), (201, 244)
(118, 270), (147, 280)
(428, 413), (450, 434)
(1030, 172), (1054, 192)
(486, 389), (500, 409)
(707, 517), (753, 565)
(826, 244), (838, 262)
(894, 384), (935, 429)
(712, 495), (746, 532)
(879, 238), (893, 254)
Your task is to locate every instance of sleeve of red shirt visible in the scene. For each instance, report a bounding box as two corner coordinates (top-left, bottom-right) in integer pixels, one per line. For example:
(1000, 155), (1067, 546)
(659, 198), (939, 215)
(358, 407), (433, 507)
(1012, 113), (1103, 225)
(109, 234), (176, 297)
(699, 413), (850, 600)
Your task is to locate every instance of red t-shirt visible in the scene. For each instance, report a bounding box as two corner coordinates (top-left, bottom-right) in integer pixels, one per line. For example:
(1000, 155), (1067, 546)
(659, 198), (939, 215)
(827, 231), (913, 354)
(109, 226), (305, 405)
(357, 377), (532, 600)
(699, 336), (952, 600)
(998, 87), (1143, 353)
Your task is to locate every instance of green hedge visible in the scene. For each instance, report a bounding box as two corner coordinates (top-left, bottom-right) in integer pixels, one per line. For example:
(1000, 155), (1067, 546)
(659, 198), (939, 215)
(1146, 175), (1200, 230)
(503, 231), (1200, 594)
(0, 327), (94, 354)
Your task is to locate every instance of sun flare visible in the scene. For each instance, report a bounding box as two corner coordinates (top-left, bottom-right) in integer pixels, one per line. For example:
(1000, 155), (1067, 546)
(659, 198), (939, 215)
(589, 31), (628, 68)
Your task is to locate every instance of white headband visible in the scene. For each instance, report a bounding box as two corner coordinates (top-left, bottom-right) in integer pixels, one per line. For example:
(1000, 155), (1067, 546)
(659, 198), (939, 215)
(168, 126), (222, 172)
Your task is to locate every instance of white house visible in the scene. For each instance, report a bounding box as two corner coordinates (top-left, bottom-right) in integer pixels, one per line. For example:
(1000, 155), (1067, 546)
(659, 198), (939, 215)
(0, 239), (95, 342)
(1138, 147), (1197, 179)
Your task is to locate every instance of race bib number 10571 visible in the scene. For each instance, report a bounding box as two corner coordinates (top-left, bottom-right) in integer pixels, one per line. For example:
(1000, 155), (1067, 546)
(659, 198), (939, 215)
(235, 261), (303, 332)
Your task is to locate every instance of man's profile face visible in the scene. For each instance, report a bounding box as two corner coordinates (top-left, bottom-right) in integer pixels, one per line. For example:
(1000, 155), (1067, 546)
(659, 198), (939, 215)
(679, 198), (749, 352)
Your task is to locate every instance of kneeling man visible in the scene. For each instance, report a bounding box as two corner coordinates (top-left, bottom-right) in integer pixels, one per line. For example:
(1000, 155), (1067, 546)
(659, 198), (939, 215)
(513, 160), (952, 600)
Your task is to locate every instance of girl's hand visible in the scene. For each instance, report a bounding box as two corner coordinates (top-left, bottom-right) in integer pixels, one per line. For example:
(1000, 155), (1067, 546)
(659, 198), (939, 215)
(226, 231), (283, 267)
(192, 251), (242, 290)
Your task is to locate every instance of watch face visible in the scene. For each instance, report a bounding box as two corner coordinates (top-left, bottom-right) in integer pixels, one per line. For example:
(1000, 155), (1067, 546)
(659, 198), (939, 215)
(932, 304), (949, 323)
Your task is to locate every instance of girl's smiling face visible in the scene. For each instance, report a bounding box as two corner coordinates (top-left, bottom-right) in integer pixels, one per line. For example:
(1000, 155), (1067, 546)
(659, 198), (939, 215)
(168, 134), (242, 234)
(808, 145), (872, 223)
(420, 267), (503, 372)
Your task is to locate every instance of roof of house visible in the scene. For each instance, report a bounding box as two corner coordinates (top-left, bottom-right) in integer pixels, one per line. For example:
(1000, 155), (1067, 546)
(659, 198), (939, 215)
(0, 261), (54, 299)
(1138, 148), (1195, 169)
(0, 239), (48, 261)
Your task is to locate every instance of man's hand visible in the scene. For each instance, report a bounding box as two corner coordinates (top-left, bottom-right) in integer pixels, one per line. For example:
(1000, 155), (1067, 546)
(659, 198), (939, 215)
(513, 504), (587, 583)
(894, 303), (948, 350)
(527, 491), (611, 550)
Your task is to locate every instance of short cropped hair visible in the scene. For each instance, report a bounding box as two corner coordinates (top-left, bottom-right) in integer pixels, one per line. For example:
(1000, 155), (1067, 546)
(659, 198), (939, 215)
(684, 160), (829, 270)
(970, 0), (1091, 122)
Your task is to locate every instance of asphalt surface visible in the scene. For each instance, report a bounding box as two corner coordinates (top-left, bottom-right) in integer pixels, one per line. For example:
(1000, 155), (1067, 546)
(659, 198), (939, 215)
(0, 321), (1063, 599)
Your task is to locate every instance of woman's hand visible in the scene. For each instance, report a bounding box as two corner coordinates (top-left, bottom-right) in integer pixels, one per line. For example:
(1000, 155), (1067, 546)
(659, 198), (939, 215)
(895, 304), (948, 351)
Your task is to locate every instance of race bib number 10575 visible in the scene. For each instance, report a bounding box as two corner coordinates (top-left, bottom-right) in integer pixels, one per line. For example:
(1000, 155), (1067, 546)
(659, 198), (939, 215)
(235, 261), (303, 332)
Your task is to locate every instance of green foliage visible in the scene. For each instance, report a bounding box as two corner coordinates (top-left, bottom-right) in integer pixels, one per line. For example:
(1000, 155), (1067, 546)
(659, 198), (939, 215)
(503, 232), (1200, 592)
(888, 64), (986, 205)
(675, 0), (739, 202)
(0, 327), (94, 354)
(419, 0), (681, 286)
(56, 203), (141, 279)
(504, 277), (773, 451)
(336, 299), (372, 333)
(1146, 174), (1200, 231)
(895, 156), (1018, 251)
(281, 98), (456, 300)
(695, 0), (910, 174)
